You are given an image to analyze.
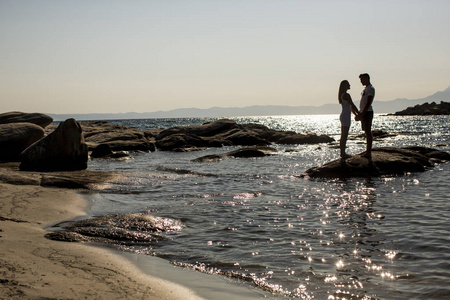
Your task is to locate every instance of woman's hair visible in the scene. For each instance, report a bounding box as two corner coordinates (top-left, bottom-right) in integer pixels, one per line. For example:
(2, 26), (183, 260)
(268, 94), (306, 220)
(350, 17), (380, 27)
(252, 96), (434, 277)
(338, 80), (349, 104)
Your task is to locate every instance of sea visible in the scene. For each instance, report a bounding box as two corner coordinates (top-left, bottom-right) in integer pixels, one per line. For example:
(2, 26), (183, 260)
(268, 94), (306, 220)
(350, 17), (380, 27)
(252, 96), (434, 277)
(82, 114), (449, 299)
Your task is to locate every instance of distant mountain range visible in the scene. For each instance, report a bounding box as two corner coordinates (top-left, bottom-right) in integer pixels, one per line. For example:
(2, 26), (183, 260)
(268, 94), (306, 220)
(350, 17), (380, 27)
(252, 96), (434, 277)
(49, 86), (450, 121)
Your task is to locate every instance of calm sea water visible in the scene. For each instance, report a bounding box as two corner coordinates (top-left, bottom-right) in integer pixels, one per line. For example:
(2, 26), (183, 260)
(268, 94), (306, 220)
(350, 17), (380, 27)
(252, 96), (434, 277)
(86, 115), (450, 299)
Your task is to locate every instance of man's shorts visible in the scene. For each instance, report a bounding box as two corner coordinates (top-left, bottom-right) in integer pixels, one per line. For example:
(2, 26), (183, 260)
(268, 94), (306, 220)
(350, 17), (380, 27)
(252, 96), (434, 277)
(361, 111), (374, 131)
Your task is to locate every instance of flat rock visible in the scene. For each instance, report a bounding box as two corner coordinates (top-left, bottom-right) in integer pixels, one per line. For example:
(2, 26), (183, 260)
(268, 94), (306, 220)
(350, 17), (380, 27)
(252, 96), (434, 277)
(301, 147), (450, 178)
(193, 146), (278, 162)
(0, 123), (45, 161)
(0, 111), (53, 128)
(0, 162), (119, 189)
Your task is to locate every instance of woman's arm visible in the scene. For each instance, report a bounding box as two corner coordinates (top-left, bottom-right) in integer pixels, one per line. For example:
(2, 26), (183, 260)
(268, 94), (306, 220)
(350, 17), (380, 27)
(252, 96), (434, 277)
(344, 93), (359, 115)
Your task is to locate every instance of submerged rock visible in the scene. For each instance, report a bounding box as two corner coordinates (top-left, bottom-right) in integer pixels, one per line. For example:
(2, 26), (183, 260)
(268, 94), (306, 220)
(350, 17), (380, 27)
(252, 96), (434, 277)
(45, 213), (184, 248)
(193, 146), (278, 162)
(0, 162), (118, 189)
(350, 129), (395, 140)
(301, 147), (450, 178)
(20, 118), (88, 171)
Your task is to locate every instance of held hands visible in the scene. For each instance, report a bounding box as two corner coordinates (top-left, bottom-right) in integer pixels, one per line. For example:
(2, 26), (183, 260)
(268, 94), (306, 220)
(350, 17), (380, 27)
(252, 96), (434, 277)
(355, 113), (362, 122)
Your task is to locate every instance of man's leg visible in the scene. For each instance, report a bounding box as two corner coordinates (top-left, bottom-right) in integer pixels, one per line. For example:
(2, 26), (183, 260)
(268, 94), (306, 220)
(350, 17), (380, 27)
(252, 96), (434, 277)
(362, 112), (373, 157)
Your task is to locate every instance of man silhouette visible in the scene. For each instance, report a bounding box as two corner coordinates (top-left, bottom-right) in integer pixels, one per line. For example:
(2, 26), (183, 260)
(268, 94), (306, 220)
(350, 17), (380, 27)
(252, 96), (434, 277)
(357, 73), (375, 157)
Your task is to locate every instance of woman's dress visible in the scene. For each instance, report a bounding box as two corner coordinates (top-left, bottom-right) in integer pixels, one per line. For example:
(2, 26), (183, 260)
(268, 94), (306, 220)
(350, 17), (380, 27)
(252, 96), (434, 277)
(340, 94), (351, 127)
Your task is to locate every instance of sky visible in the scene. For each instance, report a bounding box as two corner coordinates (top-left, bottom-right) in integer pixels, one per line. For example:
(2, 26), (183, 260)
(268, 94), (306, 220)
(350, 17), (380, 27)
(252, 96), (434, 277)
(1, 0), (450, 114)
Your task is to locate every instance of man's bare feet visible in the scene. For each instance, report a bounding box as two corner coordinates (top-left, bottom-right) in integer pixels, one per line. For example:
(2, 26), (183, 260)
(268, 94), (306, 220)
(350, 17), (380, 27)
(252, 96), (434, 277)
(361, 151), (372, 158)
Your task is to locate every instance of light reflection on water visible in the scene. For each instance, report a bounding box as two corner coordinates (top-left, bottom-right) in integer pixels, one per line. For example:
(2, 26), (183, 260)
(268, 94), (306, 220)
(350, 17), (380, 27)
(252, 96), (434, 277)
(90, 115), (450, 299)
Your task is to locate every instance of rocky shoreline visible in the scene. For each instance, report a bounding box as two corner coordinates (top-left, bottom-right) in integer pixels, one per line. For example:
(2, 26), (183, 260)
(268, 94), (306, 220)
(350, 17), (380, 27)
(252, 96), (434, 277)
(2, 111), (450, 180)
(392, 101), (450, 115)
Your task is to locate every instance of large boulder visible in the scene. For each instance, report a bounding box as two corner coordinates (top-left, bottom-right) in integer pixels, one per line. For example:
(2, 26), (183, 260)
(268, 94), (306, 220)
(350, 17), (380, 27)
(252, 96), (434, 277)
(0, 111), (53, 128)
(301, 147), (450, 178)
(0, 123), (45, 161)
(20, 118), (88, 171)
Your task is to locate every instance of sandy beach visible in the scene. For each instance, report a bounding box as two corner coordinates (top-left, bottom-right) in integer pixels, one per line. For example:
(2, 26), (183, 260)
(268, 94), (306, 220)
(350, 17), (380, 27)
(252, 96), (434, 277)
(0, 182), (203, 299)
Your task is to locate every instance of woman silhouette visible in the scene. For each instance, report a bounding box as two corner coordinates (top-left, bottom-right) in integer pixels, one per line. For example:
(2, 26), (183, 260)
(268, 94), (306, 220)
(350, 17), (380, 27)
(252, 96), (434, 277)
(338, 80), (359, 158)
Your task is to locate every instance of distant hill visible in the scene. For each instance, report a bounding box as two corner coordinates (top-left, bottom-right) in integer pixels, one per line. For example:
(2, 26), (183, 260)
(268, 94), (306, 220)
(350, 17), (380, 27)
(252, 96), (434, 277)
(49, 86), (450, 121)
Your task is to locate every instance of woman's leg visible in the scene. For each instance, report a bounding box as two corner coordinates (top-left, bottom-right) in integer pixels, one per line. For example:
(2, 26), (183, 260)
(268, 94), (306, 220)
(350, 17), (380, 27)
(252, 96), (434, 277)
(340, 125), (350, 157)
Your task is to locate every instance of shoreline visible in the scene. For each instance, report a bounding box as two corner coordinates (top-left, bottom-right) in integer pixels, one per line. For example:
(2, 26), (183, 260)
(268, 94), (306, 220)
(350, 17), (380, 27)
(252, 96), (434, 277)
(0, 182), (204, 299)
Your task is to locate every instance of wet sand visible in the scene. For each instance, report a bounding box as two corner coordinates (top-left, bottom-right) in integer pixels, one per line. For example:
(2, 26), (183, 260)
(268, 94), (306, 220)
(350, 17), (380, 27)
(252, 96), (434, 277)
(0, 183), (203, 299)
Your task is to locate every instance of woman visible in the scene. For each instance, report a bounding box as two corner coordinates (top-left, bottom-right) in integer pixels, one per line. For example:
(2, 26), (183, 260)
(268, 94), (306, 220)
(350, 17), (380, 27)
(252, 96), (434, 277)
(338, 80), (359, 158)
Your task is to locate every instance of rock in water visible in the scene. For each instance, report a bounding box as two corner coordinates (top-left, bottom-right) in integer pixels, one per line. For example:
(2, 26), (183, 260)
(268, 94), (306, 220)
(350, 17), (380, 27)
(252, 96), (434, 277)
(20, 118), (88, 171)
(0, 111), (53, 128)
(0, 123), (45, 161)
(301, 147), (450, 178)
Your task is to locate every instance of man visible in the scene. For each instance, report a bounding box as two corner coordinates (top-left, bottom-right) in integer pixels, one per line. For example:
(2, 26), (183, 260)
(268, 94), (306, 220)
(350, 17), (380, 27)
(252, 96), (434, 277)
(356, 73), (375, 157)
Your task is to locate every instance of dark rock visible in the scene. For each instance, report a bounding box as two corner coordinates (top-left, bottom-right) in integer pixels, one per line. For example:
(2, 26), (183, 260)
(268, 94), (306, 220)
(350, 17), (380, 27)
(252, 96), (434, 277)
(156, 133), (215, 151)
(143, 128), (164, 140)
(156, 119), (334, 151)
(276, 132), (335, 144)
(0, 123), (45, 161)
(20, 118), (88, 171)
(351, 129), (395, 140)
(91, 144), (132, 160)
(91, 143), (113, 158)
(393, 101), (450, 115)
(301, 147), (450, 178)
(193, 146), (277, 162)
(0, 111), (53, 128)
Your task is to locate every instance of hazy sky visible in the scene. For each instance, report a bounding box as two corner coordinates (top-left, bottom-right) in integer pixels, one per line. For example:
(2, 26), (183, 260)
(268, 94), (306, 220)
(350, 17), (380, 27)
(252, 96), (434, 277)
(1, 0), (449, 114)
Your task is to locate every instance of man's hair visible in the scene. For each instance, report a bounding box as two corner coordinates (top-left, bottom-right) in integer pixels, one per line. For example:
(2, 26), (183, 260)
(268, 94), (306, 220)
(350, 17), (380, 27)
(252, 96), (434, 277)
(359, 73), (370, 80)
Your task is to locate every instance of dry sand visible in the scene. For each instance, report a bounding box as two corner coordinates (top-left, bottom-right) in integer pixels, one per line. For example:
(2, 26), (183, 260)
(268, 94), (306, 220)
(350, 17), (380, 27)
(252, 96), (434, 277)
(0, 183), (203, 299)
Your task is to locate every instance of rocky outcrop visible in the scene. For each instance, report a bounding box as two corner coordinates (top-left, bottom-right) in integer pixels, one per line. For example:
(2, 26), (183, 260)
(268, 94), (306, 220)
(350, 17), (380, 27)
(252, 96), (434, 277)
(393, 101), (450, 115)
(301, 147), (450, 178)
(0, 111), (53, 128)
(0, 123), (45, 161)
(20, 118), (88, 171)
(193, 146), (278, 162)
(78, 121), (156, 152)
(156, 119), (334, 151)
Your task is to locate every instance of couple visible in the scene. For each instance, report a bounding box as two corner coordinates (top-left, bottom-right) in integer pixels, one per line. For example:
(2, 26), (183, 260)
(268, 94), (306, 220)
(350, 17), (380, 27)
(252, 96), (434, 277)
(338, 73), (374, 158)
